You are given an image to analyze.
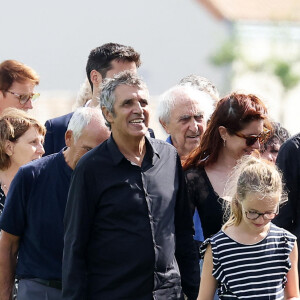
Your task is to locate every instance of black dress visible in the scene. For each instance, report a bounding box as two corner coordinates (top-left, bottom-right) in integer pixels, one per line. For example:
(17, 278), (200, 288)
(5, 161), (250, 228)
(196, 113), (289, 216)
(185, 167), (224, 239)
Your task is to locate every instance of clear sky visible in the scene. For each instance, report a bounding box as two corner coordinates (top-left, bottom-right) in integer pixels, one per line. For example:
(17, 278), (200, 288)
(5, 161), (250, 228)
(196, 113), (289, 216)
(1, 0), (228, 95)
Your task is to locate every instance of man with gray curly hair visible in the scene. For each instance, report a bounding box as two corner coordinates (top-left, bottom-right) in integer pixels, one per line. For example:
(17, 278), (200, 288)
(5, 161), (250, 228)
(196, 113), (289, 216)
(62, 71), (200, 300)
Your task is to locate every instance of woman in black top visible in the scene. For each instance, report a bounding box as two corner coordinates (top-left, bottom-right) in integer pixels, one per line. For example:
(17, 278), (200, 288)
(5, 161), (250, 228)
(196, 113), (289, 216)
(183, 92), (271, 239)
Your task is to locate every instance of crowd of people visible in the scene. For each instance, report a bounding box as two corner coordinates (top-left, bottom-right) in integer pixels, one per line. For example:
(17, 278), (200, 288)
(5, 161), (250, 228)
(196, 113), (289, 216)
(0, 42), (298, 300)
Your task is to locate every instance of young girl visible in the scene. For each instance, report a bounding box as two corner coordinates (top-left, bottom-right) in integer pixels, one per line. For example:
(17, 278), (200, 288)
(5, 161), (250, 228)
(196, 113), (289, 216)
(198, 156), (299, 300)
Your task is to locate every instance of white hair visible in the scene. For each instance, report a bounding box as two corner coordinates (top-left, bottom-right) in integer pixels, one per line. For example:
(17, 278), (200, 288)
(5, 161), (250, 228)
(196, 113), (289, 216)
(67, 107), (105, 142)
(157, 85), (214, 124)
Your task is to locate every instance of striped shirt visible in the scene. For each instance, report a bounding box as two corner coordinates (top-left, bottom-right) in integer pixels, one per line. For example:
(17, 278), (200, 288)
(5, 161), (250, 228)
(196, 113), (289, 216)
(201, 223), (296, 299)
(0, 186), (5, 216)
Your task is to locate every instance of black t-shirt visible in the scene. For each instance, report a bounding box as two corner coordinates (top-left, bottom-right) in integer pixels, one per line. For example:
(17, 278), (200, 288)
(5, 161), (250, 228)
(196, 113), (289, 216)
(0, 150), (72, 280)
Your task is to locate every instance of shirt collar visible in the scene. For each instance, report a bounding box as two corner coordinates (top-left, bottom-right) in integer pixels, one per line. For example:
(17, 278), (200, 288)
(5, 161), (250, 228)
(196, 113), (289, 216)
(107, 134), (160, 166)
(166, 135), (173, 145)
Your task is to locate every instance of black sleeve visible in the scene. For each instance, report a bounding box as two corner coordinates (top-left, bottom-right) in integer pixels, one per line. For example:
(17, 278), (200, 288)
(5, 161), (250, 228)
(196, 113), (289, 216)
(62, 162), (95, 300)
(274, 138), (300, 234)
(175, 156), (200, 300)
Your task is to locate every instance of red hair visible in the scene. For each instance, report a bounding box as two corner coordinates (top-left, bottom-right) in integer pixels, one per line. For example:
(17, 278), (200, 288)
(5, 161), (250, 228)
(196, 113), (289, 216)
(0, 60), (39, 92)
(183, 93), (271, 170)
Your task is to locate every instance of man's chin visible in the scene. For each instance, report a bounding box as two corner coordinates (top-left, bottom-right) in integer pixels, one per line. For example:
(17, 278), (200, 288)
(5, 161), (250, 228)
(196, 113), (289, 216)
(187, 139), (200, 147)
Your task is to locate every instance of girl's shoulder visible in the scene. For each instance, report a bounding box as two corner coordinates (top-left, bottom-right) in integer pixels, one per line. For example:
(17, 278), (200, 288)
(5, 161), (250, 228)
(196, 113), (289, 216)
(200, 230), (229, 259)
(269, 222), (297, 243)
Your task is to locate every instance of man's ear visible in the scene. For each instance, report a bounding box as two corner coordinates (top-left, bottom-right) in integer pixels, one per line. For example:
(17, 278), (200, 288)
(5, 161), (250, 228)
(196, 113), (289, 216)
(0, 90), (4, 101)
(218, 126), (228, 141)
(101, 106), (114, 125)
(159, 119), (170, 135)
(65, 130), (73, 147)
(90, 70), (102, 87)
(4, 140), (14, 156)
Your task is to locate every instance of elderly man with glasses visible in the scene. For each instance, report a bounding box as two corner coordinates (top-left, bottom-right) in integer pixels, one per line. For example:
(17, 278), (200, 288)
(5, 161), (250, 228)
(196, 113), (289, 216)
(0, 60), (40, 113)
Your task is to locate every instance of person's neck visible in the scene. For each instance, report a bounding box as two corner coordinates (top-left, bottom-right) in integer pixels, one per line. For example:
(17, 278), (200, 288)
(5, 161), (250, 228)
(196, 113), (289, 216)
(213, 148), (239, 171)
(63, 148), (75, 170)
(113, 132), (146, 167)
(88, 88), (101, 108)
(230, 221), (270, 245)
(0, 166), (19, 196)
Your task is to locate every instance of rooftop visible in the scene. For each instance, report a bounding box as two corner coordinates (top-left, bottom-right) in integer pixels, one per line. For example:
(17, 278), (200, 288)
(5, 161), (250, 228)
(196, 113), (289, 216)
(197, 0), (300, 22)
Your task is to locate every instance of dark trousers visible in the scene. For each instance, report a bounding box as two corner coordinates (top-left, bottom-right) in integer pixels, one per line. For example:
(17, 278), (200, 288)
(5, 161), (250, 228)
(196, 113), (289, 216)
(17, 279), (63, 300)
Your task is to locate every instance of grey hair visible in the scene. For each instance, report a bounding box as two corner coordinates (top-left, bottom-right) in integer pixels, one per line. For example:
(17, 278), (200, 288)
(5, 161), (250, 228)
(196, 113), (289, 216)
(179, 74), (220, 103)
(67, 107), (105, 142)
(157, 85), (215, 124)
(100, 71), (148, 128)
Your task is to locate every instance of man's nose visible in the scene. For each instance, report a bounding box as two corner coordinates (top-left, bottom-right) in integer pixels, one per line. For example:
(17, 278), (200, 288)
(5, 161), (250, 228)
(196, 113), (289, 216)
(133, 102), (143, 114)
(189, 118), (199, 132)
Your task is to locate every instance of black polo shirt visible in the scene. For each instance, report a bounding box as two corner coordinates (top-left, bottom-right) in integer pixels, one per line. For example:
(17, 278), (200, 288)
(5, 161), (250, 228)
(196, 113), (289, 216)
(62, 135), (199, 300)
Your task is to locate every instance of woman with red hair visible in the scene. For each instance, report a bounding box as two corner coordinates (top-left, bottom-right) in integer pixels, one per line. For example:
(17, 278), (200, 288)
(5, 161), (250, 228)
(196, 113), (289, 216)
(184, 92), (271, 240)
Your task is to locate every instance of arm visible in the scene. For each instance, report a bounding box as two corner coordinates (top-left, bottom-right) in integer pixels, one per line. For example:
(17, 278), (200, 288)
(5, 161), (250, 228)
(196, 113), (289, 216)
(0, 231), (20, 300)
(285, 243), (300, 300)
(197, 244), (217, 300)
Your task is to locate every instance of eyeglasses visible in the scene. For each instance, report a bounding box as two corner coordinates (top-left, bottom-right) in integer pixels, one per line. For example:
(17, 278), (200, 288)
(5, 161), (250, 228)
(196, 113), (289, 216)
(243, 207), (279, 220)
(5, 90), (40, 105)
(234, 128), (270, 147)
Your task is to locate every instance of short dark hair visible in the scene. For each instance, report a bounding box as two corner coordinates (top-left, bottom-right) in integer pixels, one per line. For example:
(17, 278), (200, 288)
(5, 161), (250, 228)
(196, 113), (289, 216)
(86, 43), (141, 92)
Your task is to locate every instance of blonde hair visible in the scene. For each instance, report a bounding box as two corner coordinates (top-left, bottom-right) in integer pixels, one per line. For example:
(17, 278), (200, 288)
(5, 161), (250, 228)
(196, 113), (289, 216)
(72, 78), (93, 110)
(223, 156), (286, 229)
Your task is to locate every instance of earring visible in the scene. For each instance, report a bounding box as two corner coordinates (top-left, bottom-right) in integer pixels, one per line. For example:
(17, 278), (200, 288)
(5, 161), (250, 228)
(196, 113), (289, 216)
(223, 139), (226, 147)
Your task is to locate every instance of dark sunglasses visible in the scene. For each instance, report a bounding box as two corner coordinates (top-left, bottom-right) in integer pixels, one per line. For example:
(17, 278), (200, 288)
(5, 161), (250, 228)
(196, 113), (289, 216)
(234, 128), (270, 146)
(5, 90), (40, 105)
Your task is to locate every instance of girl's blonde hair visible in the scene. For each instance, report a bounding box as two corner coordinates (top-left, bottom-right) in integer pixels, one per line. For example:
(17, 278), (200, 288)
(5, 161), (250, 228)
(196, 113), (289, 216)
(223, 156), (286, 229)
